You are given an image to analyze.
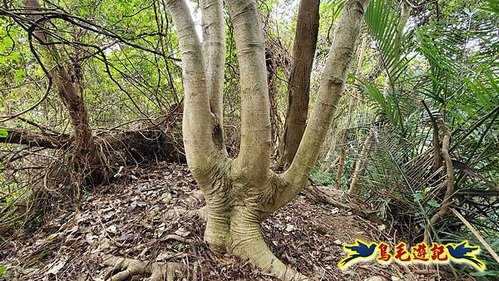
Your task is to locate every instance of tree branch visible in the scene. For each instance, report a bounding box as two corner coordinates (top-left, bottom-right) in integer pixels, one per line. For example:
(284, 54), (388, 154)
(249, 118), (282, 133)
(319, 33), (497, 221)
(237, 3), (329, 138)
(201, 0), (227, 152)
(281, 0), (320, 167)
(227, 0), (271, 181)
(201, 0), (225, 122)
(281, 0), (370, 203)
(165, 0), (219, 181)
(0, 128), (70, 149)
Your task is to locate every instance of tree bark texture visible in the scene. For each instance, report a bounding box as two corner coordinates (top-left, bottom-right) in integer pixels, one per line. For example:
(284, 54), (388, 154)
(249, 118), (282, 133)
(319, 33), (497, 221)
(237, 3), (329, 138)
(165, 0), (370, 279)
(281, 0), (320, 168)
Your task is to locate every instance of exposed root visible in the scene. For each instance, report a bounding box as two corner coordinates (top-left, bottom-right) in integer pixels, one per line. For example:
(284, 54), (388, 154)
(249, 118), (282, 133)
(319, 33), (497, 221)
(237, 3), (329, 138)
(226, 209), (309, 281)
(304, 185), (384, 225)
(101, 254), (189, 281)
(231, 234), (309, 281)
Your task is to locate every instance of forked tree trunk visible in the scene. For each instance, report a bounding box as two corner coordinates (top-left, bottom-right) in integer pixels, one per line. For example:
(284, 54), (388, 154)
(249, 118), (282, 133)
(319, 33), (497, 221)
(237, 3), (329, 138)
(166, 0), (369, 279)
(280, 0), (320, 168)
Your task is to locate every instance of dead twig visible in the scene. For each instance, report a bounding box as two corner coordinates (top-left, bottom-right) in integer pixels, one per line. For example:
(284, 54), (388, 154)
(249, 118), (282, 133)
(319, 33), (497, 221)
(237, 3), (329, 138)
(450, 208), (499, 264)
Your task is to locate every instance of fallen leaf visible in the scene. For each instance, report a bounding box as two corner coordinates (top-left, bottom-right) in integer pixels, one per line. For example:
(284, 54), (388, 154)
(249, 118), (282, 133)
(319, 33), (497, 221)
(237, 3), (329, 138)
(47, 258), (67, 275)
(174, 227), (190, 237)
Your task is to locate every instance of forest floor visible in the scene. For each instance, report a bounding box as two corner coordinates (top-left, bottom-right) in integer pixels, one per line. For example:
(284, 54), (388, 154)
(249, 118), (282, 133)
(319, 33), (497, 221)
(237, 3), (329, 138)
(1, 162), (470, 280)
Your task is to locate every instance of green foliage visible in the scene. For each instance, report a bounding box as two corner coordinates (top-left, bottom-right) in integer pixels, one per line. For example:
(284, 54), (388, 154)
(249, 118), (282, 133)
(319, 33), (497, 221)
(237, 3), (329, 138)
(310, 157), (354, 188)
(316, 0), (346, 60)
(0, 128), (8, 138)
(484, 0), (499, 14)
(364, 0), (408, 81)
(321, 0), (346, 21)
(360, 81), (404, 133)
(415, 28), (459, 103)
(310, 165), (336, 186)
(441, 231), (499, 280)
(349, 0), (499, 251)
(426, 198), (439, 208)
(361, 0), (416, 136)
(0, 2), (497, 278)
(474, 270), (499, 280)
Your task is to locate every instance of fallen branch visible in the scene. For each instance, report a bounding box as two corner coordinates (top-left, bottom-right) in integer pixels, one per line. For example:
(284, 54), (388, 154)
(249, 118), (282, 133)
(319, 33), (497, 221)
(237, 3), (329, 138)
(0, 128), (70, 149)
(457, 190), (499, 197)
(450, 208), (499, 264)
(304, 185), (351, 210)
(1, 124), (184, 165)
(304, 185), (384, 224)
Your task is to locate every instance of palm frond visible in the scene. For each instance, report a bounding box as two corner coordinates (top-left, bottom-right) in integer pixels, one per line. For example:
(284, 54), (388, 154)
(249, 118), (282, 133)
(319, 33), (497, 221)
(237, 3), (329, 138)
(364, 0), (412, 84)
(484, 0), (499, 14)
(359, 81), (403, 132)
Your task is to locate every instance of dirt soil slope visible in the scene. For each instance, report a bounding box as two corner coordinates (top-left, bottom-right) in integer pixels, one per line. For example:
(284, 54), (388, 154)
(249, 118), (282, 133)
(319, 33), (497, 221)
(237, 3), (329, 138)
(1, 162), (469, 280)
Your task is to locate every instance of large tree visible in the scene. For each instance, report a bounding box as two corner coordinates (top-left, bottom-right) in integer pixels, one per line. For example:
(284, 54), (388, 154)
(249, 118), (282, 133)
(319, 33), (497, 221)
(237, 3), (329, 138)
(163, 0), (369, 279)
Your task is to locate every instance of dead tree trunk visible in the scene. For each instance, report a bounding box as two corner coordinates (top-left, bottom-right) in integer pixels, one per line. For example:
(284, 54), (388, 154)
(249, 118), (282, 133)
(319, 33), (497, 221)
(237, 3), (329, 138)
(1, 114), (185, 165)
(280, 0), (320, 168)
(0, 128), (70, 149)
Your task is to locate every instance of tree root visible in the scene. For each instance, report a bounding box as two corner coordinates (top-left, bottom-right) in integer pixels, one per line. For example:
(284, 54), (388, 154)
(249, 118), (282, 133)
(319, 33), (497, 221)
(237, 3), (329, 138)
(304, 185), (384, 225)
(101, 254), (189, 281)
(224, 208), (309, 281)
(232, 236), (309, 281)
